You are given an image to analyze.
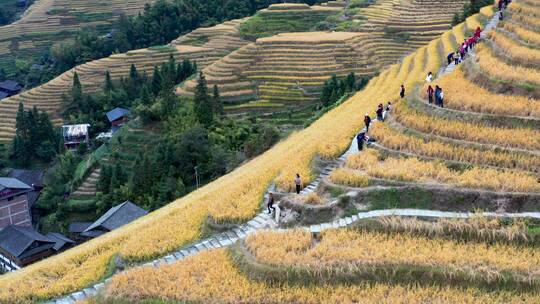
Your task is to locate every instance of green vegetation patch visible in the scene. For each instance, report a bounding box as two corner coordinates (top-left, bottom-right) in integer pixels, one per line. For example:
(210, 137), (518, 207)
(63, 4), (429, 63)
(239, 11), (338, 40)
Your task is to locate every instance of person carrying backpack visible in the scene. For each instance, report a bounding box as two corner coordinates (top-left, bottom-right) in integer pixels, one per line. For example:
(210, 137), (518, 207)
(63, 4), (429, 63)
(356, 131), (366, 151)
(427, 85), (434, 104)
(447, 52), (454, 65)
(364, 114), (372, 131)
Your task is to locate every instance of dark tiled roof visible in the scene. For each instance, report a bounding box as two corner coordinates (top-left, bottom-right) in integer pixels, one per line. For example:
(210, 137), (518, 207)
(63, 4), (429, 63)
(84, 201), (147, 233)
(68, 222), (92, 233)
(8, 169), (44, 188)
(8, 170), (44, 207)
(0, 80), (22, 92)
(0, 177), (31, 192)
(0, 91), (8, 100)
(0, 225), (53, 258)
(46, 232), (75, 251)
(106, 107), (131, 123)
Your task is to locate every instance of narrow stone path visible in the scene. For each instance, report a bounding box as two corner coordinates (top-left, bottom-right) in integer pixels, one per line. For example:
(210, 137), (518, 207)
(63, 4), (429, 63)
(49, 11), (508, 304)
(438, 11), (501, 77)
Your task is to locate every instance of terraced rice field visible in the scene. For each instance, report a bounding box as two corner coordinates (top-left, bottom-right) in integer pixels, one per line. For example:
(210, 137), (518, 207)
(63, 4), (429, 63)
(0, 0), (155, 74)
(177, 0), (472, 112)
(329, 1), (540, 199)
(0, 3), (527, 303)
(178, 31), (376, 113)
(352, 0), (470, 67)
(0, 18), (249, 142)
(98, 223), (540, 302)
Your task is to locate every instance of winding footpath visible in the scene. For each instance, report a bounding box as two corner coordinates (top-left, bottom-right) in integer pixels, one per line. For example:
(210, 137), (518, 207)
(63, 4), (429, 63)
(47, 11), (523, 304)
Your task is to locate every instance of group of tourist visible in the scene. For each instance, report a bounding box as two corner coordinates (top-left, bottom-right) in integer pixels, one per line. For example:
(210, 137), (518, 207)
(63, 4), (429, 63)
(266, 7), (508, 213)
(427, 84), (444, 107)
(446, 26), (482, 66)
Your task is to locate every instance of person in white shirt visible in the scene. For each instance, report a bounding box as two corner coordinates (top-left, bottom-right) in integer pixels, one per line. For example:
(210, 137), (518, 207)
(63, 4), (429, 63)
(425, 71), (433, 82)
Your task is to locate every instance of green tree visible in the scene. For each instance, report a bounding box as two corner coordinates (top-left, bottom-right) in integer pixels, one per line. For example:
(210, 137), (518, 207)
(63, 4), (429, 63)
(104, 70), (114, 93)
(193, 72), (213, 126)
(129, 64), (139, 83)
(212, 85), (224, 116)
(151, 65), (162, 95)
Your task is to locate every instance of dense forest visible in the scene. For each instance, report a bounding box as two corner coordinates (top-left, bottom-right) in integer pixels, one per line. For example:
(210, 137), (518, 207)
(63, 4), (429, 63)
(31, 55), (283, 232)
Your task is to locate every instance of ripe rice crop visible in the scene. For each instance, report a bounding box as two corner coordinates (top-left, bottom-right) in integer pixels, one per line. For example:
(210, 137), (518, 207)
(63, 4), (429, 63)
(355, 216), (535, 246)
(344, 149), (540, 192)
(502, 22), (540, 46)
(487, 30), (540, 65)
(301, 192), (324, 205)
(369, 124), (540, 172)
(424, 68), (540, 117)
(475, 43), (540, 87)
(329, 168), (370, 187)
(100, 248), (540, 303)
(508, 2), (540, 17)
(392, 101), (540, 151)
(245, 229), (540, 274)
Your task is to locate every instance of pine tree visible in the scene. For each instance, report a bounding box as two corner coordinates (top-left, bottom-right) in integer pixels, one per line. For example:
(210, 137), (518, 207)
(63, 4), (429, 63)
(151, 65), (162, 95)
(140, 85), (152, 106)
(212, 85), (224, 115)
(72, 72), (83, 106)
(345, 72), (356, 92)
(104, 70), (114, 93)
(193, 72), (213, 126)
(15, 103), (26, 137)
(129, 64), (139, 83)
(320, 80), (333, 107)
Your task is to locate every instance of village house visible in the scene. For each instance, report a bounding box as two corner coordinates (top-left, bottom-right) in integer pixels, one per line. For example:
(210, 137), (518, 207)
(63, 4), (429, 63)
(62, 124), (90, 150)
(0, 80), (23, 97)
(106, 107), (131, 133)
(0, 225), (73, 272)
(0, 177), (32, 230)
(70, 201), (147, 241)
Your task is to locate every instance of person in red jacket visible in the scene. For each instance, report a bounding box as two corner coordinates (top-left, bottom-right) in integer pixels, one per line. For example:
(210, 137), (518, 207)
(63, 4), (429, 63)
(427, 85), (434, 104)
(474, 26), (481, 39)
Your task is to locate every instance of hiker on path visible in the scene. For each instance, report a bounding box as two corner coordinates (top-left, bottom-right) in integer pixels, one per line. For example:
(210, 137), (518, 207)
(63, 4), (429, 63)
(383, 101), (392, 120)
(426, 72), (433, 83)
(447, 52), (454, 65)
(376, 103), (384, 121)
(499, 11), (504, 21)
(295, 174), (302, 195)
(474, 27), (481, 40)
(454, 51), (460, 65)
(439, 88), (444, 108)
(356, 131), (366, 151)
(434, 85), (442, 106)
(427, 85), (435, 104)
(267, 192), (275, 214)
(400, 85), (405, 98)
(498, 0), (503, 11)
(364, 114), (372, 131)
